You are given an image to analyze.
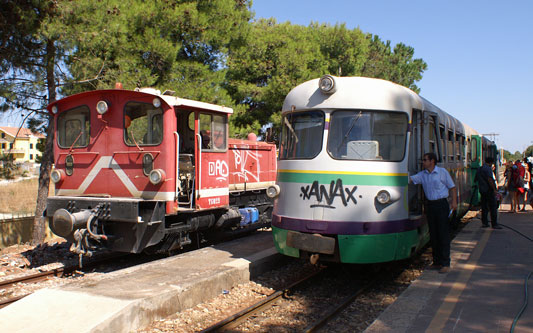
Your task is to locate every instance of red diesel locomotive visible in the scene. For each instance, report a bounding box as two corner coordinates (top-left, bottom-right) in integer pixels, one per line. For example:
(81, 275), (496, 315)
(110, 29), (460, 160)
(46, 85), (278, 256)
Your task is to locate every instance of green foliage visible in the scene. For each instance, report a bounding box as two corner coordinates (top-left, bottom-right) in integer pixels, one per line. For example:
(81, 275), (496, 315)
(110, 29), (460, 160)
(0, 154), (18, 180)
(226, 20), (427, 137)
(503, 149), (524, 162)
(523, 145), (533, 158)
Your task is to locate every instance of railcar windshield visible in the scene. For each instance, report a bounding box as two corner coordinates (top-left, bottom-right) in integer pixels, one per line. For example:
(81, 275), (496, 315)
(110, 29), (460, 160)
(279, 111), (324, 159)
(327, 110), (408, 161)
(124, 102), (163, 146)
(57, 105), (90, 148)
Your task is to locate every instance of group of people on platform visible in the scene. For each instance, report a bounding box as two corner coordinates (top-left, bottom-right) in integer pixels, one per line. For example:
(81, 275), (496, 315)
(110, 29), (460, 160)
(408, 154), (532, 275)
(503, 158), (533, 212)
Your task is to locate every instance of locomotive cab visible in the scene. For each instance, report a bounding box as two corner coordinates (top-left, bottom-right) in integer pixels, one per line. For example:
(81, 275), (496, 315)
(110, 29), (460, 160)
(46, 86), (276, 256)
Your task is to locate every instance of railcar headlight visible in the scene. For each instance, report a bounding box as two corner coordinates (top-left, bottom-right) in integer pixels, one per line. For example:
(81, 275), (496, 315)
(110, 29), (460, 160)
(152, 98), (161, 108)
(51, 169), (65, 183)
(149, 169), (166, 185)
(319, 75), (337, 94)
(266, 184), (281, 198)
(96, 101), (109, 115)
(51, 106), (58, 114)
(376, 190), (391, 204)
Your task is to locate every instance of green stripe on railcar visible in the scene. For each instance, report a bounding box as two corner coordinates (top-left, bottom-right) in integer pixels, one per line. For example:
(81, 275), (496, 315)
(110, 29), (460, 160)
(272, 225), (429, 263)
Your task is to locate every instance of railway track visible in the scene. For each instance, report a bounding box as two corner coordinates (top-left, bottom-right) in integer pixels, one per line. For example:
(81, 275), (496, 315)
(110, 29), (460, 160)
(201, 266), (374, 332)
(0, 253), (128, 309)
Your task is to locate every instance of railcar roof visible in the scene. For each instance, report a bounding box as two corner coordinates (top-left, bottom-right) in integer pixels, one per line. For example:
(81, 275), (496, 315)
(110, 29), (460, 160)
(282, 76), (476, 134)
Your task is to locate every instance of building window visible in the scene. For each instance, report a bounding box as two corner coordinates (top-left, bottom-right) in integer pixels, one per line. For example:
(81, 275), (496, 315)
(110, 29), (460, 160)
(30, 143), (33, 149)
(9, 143), (13, 149)
(1, 143), (4, 149)
(1, 133), (4, 138)
(30, 154), (33, 160)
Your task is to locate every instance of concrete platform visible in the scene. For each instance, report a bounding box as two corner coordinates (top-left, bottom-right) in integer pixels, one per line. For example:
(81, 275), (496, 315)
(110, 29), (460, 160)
(0, 230), (283, 332)
(366, 204), (533, 332)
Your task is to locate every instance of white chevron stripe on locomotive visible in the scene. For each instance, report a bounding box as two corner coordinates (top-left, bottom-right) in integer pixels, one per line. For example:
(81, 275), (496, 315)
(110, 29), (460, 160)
(55, 156), (174, 200)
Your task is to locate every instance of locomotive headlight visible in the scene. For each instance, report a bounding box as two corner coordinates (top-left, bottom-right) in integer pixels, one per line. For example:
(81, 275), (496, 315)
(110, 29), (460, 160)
(319, 75), (337, 94)
(266, 184), (281, 198)
(96, 100), (109, 115)
(376, 190), (391, 204)
(51, 106), (58, 114)
(152, 98), (161, 108)
(149, 169), (166, 185)
(51, 169), (66, 183)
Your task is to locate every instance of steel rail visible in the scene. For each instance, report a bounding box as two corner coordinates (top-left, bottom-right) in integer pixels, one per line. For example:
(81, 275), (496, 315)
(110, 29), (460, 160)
(201, 268), (325, 332)
(303, 280), (375, 332)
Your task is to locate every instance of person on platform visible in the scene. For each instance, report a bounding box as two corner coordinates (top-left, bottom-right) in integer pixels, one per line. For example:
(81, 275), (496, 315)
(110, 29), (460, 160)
(521, 163), (531, 211)
(410, 152), (457, 274)
(476, 157), (503, 229)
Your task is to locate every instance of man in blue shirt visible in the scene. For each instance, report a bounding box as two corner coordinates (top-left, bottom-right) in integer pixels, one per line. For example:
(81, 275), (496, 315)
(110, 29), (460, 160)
(410, 152), (457, 273)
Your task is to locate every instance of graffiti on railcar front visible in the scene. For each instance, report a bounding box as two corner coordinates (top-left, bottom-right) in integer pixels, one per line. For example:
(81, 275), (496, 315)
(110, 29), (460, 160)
(300, 179), (358, 209)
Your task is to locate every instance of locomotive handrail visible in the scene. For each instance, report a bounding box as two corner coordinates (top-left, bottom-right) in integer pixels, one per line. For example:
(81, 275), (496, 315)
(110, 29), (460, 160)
(174, 131), (180, 200)
(58, 152), (99, 157)
(196, 133), (202, 200)
(111, 151), (161, 156)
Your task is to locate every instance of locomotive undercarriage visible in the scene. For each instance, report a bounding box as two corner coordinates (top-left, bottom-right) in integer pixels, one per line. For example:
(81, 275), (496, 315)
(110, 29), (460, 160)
(46, 192), (273, 257)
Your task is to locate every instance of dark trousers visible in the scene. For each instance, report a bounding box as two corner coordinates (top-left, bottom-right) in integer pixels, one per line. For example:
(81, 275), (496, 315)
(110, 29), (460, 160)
(425, 199), (451, 267)
(480, 191), (498, 226)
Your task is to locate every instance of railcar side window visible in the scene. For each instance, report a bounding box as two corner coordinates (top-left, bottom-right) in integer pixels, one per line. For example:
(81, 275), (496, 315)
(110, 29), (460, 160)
(198, 113), (227, 151)
(279, 111), (324, 159)
(124, 102), (163, 146)
(448, 130), (454, 161)
(327, 110), (408, 161)
(57, 105), (90, 148)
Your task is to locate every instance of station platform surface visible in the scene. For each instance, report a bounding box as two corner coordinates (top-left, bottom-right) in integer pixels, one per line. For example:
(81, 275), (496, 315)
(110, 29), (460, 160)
(366, 203), (533, 333)
(0, 230), (282, 333)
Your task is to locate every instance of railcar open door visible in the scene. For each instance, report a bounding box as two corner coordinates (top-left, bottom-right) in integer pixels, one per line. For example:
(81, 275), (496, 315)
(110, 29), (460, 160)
(408, 109), (424, 217)
(408, 111), (442, 215)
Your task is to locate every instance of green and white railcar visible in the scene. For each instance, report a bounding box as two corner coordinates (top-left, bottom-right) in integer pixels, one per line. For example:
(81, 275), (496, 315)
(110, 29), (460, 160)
(271, 76), (497, 263)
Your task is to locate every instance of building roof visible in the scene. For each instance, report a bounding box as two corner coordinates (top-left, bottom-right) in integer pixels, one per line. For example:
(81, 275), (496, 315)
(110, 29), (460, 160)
(0, 127), (45, 139)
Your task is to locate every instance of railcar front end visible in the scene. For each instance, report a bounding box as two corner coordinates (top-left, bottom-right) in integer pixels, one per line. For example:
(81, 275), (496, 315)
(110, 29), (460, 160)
(272, 76), (429, 263)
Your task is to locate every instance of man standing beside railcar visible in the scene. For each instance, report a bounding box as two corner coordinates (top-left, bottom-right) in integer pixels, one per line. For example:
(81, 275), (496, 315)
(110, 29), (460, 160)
(410, 152), (457, 274)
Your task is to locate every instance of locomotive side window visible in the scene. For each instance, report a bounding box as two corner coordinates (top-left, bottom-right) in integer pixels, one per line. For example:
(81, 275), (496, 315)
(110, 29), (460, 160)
(280, 111), (324, 160)
(199, 113), (227, 151)
(124, 102), (163, 146)
(327, 110), (407, 161)
(57, 105), (90, 148)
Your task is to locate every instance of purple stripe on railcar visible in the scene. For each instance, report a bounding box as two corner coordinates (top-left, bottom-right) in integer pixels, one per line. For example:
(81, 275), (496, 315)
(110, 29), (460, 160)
(272, 214), (425, 235)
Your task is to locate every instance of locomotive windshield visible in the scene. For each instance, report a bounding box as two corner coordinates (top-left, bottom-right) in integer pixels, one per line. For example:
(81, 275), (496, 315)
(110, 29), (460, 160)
(57, 105), (90, 148)
(327, 110), (408, 161)
(124, 102), (163, 146)
(279, 111), (324, 159)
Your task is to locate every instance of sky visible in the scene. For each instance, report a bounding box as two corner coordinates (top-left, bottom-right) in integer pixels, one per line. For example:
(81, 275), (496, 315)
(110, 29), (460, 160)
(2, 1), (530, 153)
(252, 0), (533, 153)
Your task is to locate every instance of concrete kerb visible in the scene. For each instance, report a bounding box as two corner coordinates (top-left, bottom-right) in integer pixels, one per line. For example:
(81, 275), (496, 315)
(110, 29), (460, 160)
(0, 235), (284, 333)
